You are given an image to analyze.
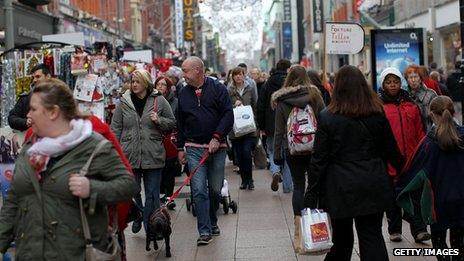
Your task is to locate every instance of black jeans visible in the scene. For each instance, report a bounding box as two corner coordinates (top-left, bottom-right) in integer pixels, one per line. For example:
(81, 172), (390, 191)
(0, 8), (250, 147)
(431, 226), (464, 261)
(232, 136), (256, 185)
(286, 153), (310, 216)
(325, 212), (388, 261)
(160, 158), (180, 197)
(387, 188), (428, 237)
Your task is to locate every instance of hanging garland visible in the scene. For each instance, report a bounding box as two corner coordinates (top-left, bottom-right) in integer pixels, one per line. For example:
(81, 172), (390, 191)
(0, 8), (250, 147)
(1, 60), (16, 127)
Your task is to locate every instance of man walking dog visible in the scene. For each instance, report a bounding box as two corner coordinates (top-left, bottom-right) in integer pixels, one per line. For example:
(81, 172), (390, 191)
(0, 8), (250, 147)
(177, 56), (233, 245)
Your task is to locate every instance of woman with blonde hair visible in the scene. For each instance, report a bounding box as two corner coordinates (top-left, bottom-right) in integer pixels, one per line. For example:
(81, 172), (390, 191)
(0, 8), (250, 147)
(272, 64), (325, 251)
(397, 96), (464, 259)
(0, 78), (136, 260)
(111, 69), (175, 243)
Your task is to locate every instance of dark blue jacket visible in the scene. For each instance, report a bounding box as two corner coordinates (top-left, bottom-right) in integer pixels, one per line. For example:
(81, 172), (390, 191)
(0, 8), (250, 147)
(177, 77), (233, 148)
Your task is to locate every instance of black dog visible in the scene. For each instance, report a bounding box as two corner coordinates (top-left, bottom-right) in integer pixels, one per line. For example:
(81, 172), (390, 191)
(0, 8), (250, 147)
(146, 207), (172, 257)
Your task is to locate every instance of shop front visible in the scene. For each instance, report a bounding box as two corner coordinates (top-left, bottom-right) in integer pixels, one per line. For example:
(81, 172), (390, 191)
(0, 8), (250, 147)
(0, 3), (56, 48)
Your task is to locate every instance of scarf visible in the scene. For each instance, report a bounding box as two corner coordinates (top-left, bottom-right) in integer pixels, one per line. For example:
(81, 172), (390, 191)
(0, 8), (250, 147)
(27, 119), (93, 176)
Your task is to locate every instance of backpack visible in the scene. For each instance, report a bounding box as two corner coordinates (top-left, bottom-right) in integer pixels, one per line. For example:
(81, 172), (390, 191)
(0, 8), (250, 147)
(287, 104), (317, 155)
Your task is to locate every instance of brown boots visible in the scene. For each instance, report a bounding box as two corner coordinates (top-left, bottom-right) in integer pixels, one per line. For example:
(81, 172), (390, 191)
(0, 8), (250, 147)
(294, 216), (304, 254)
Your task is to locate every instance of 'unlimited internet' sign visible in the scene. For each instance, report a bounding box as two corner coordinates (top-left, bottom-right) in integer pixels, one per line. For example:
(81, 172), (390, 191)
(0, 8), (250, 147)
(325, 22), (364, 55)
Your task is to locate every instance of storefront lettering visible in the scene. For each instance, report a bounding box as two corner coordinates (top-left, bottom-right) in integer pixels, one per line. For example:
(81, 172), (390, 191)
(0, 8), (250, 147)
(183, 0), (195, 41)
(17, 26), (42, 40)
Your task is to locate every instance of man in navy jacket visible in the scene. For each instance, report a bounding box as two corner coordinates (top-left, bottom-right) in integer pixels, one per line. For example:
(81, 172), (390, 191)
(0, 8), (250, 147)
(177, 56), (233, 245)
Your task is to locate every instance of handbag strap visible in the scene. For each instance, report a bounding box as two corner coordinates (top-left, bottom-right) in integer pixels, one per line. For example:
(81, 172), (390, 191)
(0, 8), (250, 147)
(78, 139), (118, 244)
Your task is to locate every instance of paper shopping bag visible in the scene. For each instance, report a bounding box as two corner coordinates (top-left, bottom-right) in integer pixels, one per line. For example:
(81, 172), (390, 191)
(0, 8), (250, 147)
(233, 105), (256, 137)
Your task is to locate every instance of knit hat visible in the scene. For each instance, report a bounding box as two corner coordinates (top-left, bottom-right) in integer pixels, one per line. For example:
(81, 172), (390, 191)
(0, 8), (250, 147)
(379, 67), (403, 88)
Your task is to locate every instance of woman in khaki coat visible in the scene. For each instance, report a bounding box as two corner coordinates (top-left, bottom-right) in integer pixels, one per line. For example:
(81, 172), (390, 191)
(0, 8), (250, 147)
(111, 69), (175, 238)
(0, 79), (136, 260)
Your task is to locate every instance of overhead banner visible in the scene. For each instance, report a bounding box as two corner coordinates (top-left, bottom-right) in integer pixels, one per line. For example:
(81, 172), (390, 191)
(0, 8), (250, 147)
(312, 0), (323, 33)
(371, 28), (425, 91)
(43, 32), (85, 46)
(325, 22), (364, 55)
(122, 50), (153, 64)
(282, 22), (293, 60)
(175, 0), (184, 48)
(183, 0), (194, 41)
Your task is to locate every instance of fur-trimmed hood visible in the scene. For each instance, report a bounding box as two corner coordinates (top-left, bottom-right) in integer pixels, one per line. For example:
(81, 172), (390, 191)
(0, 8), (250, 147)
(271, 84), (319, 109)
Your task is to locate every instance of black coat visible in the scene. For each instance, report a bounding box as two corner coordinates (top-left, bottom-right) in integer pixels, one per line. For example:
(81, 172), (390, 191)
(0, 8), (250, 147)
(305, 109), (404, 219)
(8, 92), (31, 131)
(256, 71), (287, 135)
(446, 71), (463, 102)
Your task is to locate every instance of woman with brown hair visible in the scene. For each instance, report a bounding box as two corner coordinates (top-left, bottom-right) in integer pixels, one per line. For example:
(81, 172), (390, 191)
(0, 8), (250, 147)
(397, 96), (464, 260)
(304, 65), (404, 260)
(0, 79), (136, 260)
(272, 64), (325, 252)
(228, 67), (258, 189)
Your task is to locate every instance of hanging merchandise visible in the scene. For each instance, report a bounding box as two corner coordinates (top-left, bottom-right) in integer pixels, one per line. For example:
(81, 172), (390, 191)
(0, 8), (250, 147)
(53, 49), (62, 76)
(15, 77), (33, 100)
(59, 52), (74, 88)
(89, 54), (108, 74)
(1, 60), (16, 127)
(78, 102), (105, 121)
(74, 74), (98, 102)
(71, 49), (89, 75)
(24, 51), (44, 76)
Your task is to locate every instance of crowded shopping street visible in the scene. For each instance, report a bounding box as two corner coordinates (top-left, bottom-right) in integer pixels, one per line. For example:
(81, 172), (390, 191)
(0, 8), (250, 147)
(1, 0), (464, 260)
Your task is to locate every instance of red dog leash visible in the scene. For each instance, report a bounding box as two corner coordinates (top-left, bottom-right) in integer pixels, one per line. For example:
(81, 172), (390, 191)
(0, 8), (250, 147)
(168, 150), (209, 203)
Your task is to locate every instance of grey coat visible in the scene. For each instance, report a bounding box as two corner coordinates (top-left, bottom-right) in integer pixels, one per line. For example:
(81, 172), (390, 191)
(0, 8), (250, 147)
(111, 90), (176, 169)
(408, 84), (438, 131)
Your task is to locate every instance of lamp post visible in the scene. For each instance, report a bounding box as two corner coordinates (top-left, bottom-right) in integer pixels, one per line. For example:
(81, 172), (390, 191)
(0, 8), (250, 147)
(4, 0), (14, 58)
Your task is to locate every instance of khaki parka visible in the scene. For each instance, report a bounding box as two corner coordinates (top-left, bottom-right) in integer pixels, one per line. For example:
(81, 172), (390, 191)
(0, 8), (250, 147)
(0, 133), (136, 260)
(111, 90), (176, 169)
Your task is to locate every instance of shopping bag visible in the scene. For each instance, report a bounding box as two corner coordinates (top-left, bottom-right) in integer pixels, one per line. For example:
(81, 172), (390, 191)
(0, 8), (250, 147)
(300, 208), (333, 255)
(233, 105), (256, 137)
(253, 138), (267, 169)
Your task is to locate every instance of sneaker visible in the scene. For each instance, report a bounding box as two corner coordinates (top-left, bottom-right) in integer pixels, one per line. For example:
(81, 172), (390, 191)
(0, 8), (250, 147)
(271, 173), (281, 192)
(240, 182), (248, 190)
(247, 181), (255, 190)
(197, 235), (213, 245)
(414, 232), (431, 243)
(132, 219), (142, 234)
(212, 226), (220, 236)
(233, 166), (240, 172)
(389, 233), (402, 242)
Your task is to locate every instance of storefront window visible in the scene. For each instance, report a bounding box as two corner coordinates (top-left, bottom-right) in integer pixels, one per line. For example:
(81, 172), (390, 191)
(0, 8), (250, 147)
(441, 27), (461, 72)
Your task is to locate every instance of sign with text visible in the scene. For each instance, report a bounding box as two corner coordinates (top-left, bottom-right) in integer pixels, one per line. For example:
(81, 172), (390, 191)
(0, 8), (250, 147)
(283, 0), (292, 21)
(282, 22), (293, 60)
(325, 22), (364, 55)
(175, 0), (184, 47)
(312, 0), (323, 33)
(183, 0), (195, 41)
(370, 28), (424, 91)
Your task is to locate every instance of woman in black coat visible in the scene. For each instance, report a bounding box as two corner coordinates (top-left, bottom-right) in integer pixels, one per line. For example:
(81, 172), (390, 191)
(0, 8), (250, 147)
(304, 65), (404, 261)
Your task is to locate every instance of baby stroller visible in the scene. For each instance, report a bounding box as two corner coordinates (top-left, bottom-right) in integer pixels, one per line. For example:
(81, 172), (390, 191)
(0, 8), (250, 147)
(186, 179), (238, 215)
(220, 179), (238, 214)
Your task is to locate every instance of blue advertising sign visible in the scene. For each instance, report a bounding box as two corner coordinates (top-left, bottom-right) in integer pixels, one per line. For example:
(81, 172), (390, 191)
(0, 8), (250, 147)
(370, 28), (424, 91)
(282, 22), (292, 60)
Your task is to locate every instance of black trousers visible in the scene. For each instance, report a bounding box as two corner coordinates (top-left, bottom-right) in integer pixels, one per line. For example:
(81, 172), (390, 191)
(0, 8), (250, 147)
(232, 136), (256, 185)
(386, 187), (428, 237)
(286, 154), (310, 216)
(325, 212), (388, 261)
(431, 227), (464, 261)
(160, 158), (180, 197)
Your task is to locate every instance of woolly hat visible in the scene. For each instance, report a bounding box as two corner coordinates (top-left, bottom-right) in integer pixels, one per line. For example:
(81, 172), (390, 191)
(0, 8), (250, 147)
(379, 67), (403, 87)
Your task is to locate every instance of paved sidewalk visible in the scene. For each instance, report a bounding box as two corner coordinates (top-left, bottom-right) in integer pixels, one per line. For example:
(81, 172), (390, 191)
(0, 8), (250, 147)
(125, 163), (435, 261)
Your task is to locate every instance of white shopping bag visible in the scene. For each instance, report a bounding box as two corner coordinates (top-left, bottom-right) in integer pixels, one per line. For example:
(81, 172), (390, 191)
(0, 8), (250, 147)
(233, 105), (256, 137)
(300, 208), (333, 255)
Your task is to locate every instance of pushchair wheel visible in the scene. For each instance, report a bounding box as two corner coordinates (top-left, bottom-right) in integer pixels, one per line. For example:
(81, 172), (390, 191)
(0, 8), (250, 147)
(230, 201), (238, 214)
(222, 196), (229, 214)
(186, 198), (191, 212)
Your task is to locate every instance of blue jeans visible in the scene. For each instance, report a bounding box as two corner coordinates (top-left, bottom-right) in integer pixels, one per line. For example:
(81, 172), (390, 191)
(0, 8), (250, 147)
(266, 137), (293, 192)
(186, 147), (226, 236)
(232, 136), (255, 185)
(133, 168), (162, 234)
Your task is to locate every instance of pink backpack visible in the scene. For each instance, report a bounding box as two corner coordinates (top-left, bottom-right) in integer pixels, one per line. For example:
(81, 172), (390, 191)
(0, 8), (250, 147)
(287, 104), (317, 155)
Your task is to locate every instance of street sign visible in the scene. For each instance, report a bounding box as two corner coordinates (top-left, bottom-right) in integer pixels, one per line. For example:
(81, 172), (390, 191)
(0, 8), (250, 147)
(325, 22), (364, 55)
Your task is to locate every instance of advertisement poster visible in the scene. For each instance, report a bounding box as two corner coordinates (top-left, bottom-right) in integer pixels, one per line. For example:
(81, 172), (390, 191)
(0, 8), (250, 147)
(325, 22), (364, 55)
(371, 28), (425, 91)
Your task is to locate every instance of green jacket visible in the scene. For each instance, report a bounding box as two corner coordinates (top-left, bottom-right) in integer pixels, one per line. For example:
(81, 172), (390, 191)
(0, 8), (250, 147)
(0, 133), (136, 260)
(111, 90), (176, 169)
